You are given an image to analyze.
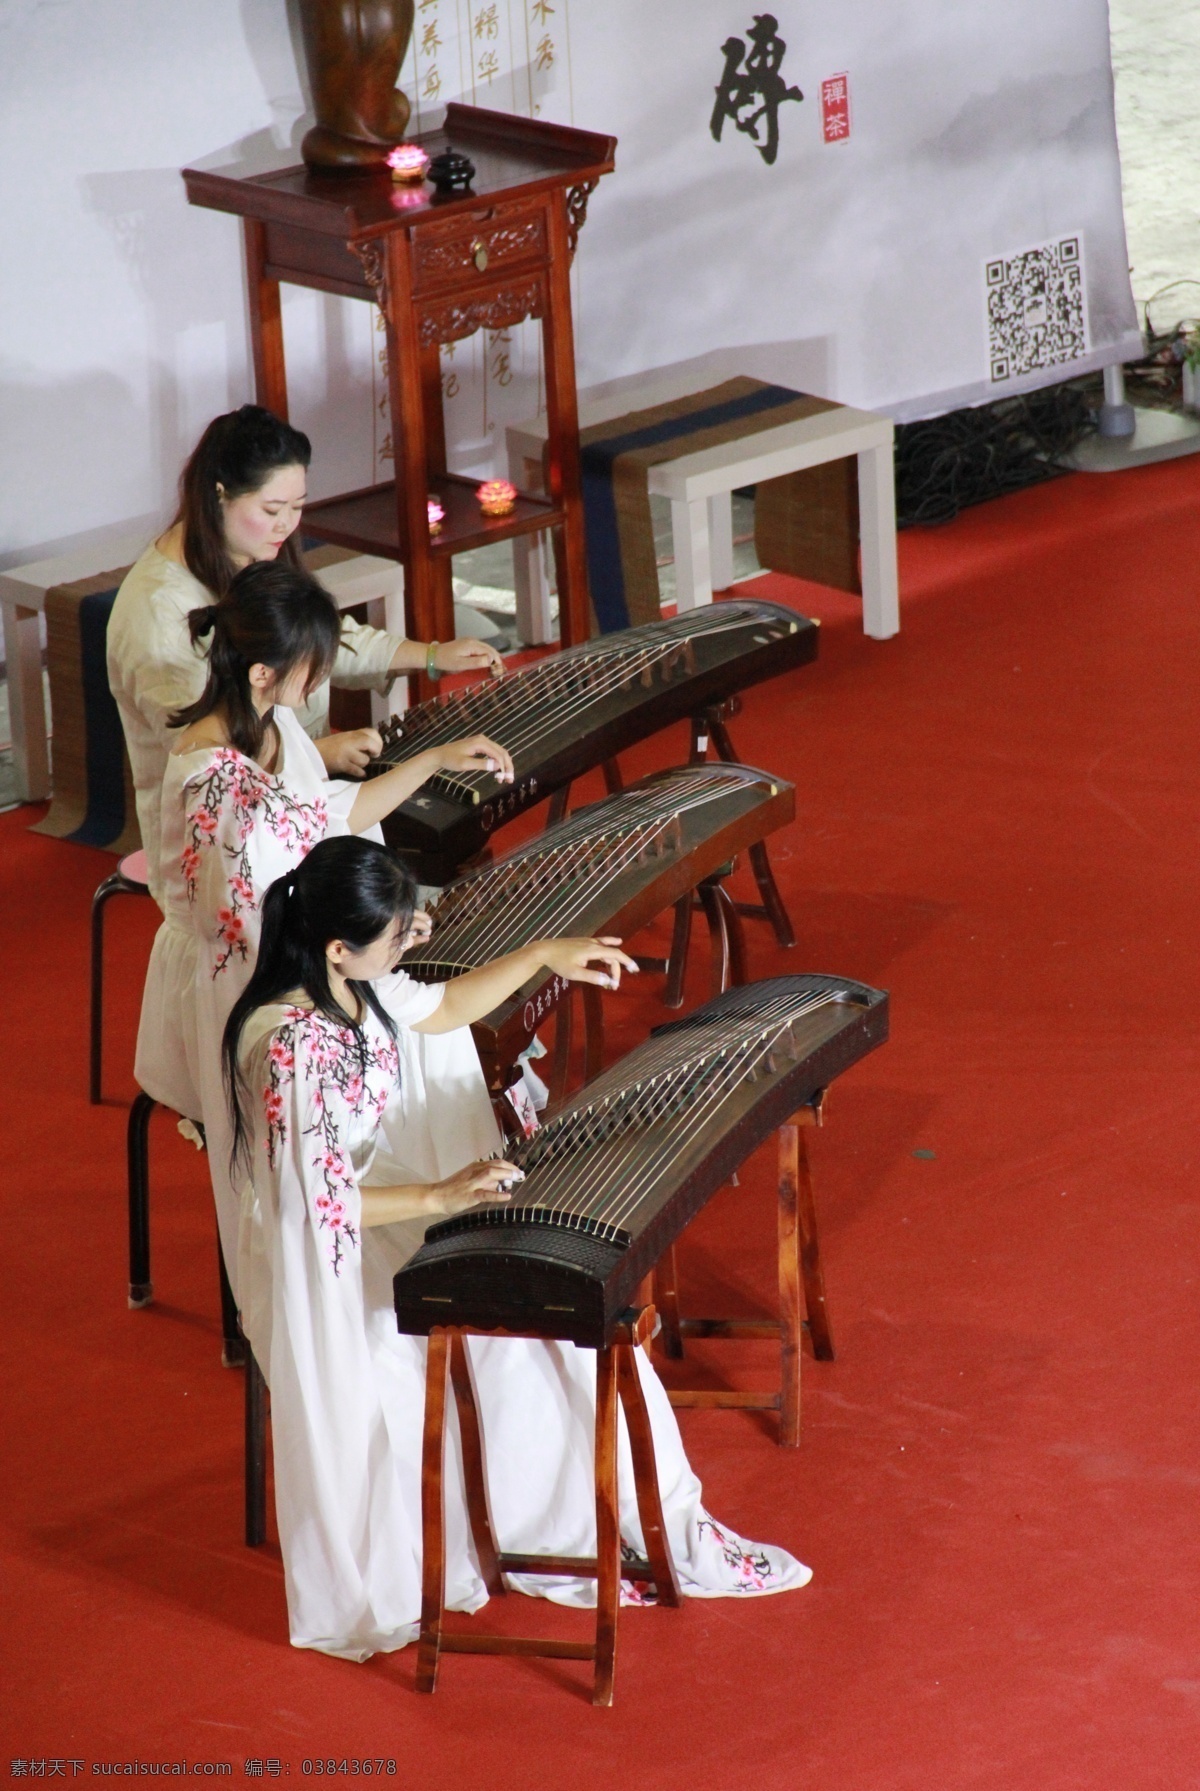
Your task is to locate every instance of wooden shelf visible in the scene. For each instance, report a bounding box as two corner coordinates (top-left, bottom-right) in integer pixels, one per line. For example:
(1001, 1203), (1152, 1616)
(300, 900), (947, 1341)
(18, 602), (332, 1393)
(302, 473), (562, 561)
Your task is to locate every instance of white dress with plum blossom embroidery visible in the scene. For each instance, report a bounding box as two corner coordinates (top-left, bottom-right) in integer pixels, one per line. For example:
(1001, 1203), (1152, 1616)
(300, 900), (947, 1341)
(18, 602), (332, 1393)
(234, 989), (811, 1663)
(134, 707), (340, 1275)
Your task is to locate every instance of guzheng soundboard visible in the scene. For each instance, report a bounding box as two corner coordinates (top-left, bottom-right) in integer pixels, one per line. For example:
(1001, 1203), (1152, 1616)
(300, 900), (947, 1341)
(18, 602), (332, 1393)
(372, 600), (817, 883)
(402, 762), (795, 1092)
(394, 974), (887, 1347)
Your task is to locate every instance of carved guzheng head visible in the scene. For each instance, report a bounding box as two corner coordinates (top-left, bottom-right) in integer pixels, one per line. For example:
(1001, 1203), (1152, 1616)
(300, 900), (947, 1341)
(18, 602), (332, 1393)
(399, 761), (796, 1090)
(369, 600), (817, 883)
(393, 974), (888, 1345)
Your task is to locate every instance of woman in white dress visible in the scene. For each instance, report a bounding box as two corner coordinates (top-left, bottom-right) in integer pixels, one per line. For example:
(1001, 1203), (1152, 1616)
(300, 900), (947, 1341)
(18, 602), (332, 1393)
(139, 560), (514, 1284)
(222, 834), (812, 1660)
(107, 403), (504, 908)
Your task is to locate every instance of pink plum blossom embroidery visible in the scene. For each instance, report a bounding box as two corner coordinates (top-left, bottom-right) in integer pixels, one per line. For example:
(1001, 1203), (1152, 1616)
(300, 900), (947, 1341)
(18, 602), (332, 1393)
(182, 749), (328, 976)
(263, 1007), (399, 1276)
(696, 1517), (776, 1592)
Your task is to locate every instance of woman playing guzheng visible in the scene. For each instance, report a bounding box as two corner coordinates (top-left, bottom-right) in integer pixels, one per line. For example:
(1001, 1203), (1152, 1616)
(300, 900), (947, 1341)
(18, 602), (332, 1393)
(136, 560), (513, 1282)
(107, 402), (505, 910)
(222, 834), (811, 1661)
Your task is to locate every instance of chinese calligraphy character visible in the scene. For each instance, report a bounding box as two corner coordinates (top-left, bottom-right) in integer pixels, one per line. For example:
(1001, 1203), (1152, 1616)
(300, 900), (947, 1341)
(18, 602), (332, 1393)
(710, 14), (803, 167)
(420, 20), (441, 53)
(422, 63), (442, 99)
(534, 32), (555, 71)
(474, 4), (499, 37)
(530, 0), (554, 19)
(477, 48), (500, 81)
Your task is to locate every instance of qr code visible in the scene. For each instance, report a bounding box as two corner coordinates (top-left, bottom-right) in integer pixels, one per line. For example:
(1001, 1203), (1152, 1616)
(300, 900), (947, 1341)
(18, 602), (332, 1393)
(986, 237), (1086, 382)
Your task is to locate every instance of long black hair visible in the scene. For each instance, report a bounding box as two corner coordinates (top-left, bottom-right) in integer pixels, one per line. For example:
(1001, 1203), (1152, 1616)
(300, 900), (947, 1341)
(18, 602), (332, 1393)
(167, 559), (340, 761)
(176, 404), (312, 597)
(222, 837), (418, 1171)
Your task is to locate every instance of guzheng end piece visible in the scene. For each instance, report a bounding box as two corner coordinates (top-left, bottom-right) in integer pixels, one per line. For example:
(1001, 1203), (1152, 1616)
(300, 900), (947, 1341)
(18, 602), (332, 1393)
(401, 762), (796, 1092)
(394, 974), (888, 1348)
(370, 600), (817, 884)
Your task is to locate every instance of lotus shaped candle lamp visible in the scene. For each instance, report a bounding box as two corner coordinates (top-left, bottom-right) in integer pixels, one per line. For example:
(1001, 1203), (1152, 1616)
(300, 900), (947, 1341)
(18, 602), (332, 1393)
(476, 479), (518, 518)
(387, 144), (430, 184)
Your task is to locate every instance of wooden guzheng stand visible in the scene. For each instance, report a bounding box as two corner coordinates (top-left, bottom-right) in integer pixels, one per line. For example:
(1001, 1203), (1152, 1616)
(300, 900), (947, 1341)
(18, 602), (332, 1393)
(184, 105), (616, 694)
(418, 1306), (679, 1707)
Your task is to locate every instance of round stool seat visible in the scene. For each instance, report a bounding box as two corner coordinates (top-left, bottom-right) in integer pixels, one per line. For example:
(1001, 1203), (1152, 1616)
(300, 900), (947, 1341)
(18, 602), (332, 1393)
(118, 849), (149, 888)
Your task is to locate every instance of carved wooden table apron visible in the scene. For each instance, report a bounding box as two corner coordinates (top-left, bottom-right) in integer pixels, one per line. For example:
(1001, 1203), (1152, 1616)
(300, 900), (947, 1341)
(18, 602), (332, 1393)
(184, 105), (615, 695)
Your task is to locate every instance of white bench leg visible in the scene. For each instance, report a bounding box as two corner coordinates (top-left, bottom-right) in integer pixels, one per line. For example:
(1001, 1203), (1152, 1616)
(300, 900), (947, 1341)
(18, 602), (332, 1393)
(511, 451), (555, 645)
(857, 440), (900, 639)
(708, 493), (735, 591)
(4, 600), (50, 801)
(670, 498), (713, 611)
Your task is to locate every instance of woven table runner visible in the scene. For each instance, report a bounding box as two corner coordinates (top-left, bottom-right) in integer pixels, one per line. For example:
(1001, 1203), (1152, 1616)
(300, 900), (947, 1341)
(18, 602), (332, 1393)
(576, 377), (850, 633)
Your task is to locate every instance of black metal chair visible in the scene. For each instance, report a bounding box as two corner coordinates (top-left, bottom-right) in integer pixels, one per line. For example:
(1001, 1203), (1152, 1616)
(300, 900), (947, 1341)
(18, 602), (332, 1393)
(90, 848), (152, 1104)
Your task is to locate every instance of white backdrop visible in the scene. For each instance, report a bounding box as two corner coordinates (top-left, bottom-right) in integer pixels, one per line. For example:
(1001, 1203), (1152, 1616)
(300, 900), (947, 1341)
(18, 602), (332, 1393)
(0, 0), (1140, 580)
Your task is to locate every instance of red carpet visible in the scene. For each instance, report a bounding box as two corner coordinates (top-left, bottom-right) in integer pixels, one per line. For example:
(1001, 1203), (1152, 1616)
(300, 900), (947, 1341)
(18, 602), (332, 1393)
(4, 455), (1200, 1787)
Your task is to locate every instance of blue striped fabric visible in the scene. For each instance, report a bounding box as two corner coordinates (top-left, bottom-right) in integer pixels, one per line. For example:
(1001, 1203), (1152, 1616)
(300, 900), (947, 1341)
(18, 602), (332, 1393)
(581, 382), (804, 633)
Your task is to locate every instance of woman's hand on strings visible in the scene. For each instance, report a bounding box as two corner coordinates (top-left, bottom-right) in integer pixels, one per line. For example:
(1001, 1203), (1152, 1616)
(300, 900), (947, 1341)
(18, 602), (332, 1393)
(397, 909), (433, 952)
(430, 1158), (525, 1215)
(436, 734), (515, 784)
(434, 638), (505, 680)
(317, 727), (383, 779)
(539, 936), (639, 991)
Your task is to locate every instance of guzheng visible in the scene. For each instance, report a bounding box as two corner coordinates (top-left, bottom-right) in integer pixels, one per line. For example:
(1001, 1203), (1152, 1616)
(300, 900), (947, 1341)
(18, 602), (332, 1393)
(402, 762), (795, 1092)
(372, 599), (817, 882)
(394, 974), (888, 1347)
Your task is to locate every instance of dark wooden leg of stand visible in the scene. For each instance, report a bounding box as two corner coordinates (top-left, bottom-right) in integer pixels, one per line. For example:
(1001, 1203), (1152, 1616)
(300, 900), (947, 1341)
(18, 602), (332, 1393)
(417, 1329), (451, 1693)
(245, 1346), (268, 1546)
(545, 782), (571, 828)
(448, 1333), (505, 1597)
(748, 840), (796, 949)
(653, 1245), (684, 1359)
(581, 983), (605, 1084)
(127, 1091), (156, 1307)
(614, 1346), (681, 1608)
(698, 881), (732, 999)
(548, 988), (574, 1106)
(601, 758), (623, 793)
(707, 713), (796, 948)
(592, 1342), (621, 1708)
(662, 894), (694, 1010)
(777, 1121), (803, 1449)
(795, 1107), (834, 1363)
(711, 882), (747, 988)
(218, 1235), (245, 1369)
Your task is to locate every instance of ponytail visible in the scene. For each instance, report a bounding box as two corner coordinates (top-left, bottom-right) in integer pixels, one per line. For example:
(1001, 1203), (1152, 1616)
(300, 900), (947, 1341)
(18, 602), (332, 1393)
(168, 560), (340, 760)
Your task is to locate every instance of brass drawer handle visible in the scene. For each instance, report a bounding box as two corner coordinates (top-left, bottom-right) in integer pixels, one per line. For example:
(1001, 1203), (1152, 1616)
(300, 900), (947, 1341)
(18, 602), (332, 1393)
(472, 239), (489, 272)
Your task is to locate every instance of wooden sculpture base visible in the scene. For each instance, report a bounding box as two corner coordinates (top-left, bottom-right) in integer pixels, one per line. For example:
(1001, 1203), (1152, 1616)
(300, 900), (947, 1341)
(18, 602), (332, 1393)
(418, 1307), (681, 1706)
(654, 1095), (834, 1448)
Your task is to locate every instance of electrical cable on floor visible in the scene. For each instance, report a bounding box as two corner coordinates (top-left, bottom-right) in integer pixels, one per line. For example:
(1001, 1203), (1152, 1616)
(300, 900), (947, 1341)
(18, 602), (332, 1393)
(894, 382), (1096, 528)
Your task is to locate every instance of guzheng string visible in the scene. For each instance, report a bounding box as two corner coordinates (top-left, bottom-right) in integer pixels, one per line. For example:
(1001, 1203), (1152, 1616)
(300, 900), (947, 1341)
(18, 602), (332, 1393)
(382, 605), (766, 795)
(412, 769), (747, 968)
(503, 985), (849, 1233)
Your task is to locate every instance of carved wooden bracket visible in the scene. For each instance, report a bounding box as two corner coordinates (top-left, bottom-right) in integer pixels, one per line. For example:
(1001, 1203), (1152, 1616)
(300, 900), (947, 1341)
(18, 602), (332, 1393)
(566, 180), (599, 258)
(350, 239), (389, 311)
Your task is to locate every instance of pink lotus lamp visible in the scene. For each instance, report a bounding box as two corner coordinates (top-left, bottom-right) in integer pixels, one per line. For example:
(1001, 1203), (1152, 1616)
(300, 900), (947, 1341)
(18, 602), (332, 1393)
(476, 479), (518, 518)
(427, 496), (444, 534)
(387, 143), (431, 184)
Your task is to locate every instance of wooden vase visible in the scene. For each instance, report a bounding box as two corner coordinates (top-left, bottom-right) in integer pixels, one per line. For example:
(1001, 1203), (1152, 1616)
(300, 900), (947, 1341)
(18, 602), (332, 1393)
(298, 0), (416, 172)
